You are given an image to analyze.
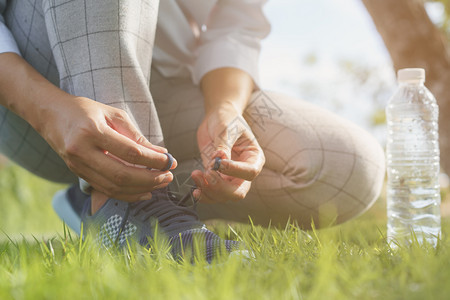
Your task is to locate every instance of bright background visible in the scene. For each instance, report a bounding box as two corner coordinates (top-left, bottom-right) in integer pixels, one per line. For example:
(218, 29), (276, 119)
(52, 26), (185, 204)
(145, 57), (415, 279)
(259, 0), (446, 144)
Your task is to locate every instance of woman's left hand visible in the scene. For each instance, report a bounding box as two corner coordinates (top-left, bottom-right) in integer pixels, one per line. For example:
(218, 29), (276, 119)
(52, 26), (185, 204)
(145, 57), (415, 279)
(191, 104), (265, 203)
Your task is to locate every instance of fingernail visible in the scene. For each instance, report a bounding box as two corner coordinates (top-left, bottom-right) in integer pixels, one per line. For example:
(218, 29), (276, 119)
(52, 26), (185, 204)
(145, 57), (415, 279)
(193, 189), (201, 200)
(139, 193), (152, 201)
(163, 173), (173, 183)
(157, 173), (172, 183)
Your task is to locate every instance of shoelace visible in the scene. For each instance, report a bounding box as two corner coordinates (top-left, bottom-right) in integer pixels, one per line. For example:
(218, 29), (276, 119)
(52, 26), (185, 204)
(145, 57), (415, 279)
(107, 187), (242, 262)
(168, 186), (198, 209)
(115, 152), (211, 241)
(125, 187), (202, 238)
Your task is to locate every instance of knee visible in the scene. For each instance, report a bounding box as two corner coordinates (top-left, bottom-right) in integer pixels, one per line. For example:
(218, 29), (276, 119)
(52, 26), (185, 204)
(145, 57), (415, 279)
(347, 137), (385, 221)
(279, 124), (385, 228)
(245, 92), (386, 227)
(316, 127), (386, 227)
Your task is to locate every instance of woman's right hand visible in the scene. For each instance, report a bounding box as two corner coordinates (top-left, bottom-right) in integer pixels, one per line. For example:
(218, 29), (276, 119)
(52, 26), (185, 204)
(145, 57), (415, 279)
(40, 95), (176, 202)
(0, 53), (173, 201)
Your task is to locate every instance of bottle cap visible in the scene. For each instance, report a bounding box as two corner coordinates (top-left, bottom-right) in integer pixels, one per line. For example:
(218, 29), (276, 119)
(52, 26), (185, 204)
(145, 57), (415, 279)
(397, 68), (425, 83)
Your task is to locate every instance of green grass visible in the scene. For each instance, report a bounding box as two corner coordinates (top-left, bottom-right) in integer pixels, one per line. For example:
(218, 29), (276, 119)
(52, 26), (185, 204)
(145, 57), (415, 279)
(1, 162), (449, 299)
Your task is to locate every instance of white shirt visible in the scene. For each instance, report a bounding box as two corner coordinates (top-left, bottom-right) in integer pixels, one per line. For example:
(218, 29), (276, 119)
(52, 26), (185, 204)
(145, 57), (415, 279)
(0, 0), (270, 85)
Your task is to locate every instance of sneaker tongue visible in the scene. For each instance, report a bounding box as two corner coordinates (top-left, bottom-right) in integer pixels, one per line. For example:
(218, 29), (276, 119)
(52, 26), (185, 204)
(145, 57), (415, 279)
(130, 197), (203, 237)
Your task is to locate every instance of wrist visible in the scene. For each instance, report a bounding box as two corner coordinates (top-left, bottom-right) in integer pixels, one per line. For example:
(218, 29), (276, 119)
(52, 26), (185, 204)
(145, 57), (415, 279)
(205, 100), (244, 118)
(0, 53), (71, 134)
(36, 92), (76, 138)
(201, 68), (254, 117)
(26, 86), (73, 137)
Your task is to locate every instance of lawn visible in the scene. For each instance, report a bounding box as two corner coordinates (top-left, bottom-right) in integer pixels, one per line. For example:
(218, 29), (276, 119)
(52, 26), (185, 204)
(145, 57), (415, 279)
(1, 161), (449, 300)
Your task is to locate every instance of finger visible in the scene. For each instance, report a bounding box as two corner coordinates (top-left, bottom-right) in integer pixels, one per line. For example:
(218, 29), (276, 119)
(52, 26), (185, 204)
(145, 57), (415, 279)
(78, 163), (172, 201)
(78, 163), (173, 194)
(108, 151), (178, 172)
(160, 153), (175, 171)
(77, 168), (154, 200)
(191, 168), (250, 203)
(191, 170), (214, 203)
(134, 138), (168, 154)
(191, 170), (207, 189)
(195, 190), (215, 204)
(202, 170), (250, 202)
(210, 158), (263, 181)
(204, 168), (223, 187)
(73, 150), (174, 189)
(106, 108), (168, 153)
(99, 126), (177, 170)
(192, 188), (201, 201)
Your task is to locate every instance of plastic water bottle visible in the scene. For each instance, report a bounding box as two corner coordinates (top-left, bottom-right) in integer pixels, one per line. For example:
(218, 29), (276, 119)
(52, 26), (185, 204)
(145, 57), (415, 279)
(386, 68), (441, 247)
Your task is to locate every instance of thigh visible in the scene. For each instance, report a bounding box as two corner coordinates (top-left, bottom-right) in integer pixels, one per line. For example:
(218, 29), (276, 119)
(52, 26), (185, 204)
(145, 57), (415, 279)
(198, 91), (385, 228)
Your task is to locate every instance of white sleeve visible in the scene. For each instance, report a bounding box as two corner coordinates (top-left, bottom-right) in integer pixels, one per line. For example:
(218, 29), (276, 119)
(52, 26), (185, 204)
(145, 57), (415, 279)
(192, 0), (271, 85)
(0, 0), (21, 55)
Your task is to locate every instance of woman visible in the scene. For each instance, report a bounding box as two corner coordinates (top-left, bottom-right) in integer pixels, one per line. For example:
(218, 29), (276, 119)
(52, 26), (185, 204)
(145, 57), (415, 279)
(0, 0), (385, 261)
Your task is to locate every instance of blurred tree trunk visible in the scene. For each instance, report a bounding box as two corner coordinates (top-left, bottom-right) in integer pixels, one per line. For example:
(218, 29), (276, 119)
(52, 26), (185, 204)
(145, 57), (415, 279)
(362, 0), (450, 174)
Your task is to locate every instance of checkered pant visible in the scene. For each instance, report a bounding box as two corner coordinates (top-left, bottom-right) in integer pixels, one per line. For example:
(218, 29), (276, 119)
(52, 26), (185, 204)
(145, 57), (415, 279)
(0, 0), (385, 228)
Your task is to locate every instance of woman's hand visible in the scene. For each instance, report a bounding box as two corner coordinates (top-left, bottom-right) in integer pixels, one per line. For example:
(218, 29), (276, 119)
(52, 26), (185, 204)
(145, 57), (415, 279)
(41, 96), (177, 202)
(191, 104), (265, 203)
(0, 54), (176, 202)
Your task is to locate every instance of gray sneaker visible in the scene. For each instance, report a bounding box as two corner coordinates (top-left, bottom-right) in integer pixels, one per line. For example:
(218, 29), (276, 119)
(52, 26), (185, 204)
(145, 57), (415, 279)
(81, 188), (243, 263)
(52, 185), (89, 235)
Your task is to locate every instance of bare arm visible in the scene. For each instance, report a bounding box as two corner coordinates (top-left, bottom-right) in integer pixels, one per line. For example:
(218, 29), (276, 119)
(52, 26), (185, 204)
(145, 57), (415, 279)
(0, 53), (67, 131)
(201, 67), (254, 115)
(191, 67), (265, 202)
(0, 53), (174, 201)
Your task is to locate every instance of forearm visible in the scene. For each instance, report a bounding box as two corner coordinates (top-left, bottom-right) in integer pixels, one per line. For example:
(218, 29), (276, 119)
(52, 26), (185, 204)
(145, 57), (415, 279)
(194, 68), (265, 203)
(0, 52), (70, 133)
(0, 55), (173, 202)
(200, 67), (255, 115)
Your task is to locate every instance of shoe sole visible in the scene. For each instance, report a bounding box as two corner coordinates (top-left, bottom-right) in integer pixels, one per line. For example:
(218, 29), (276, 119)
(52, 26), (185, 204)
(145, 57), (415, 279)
(52, 189), (81, 235)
